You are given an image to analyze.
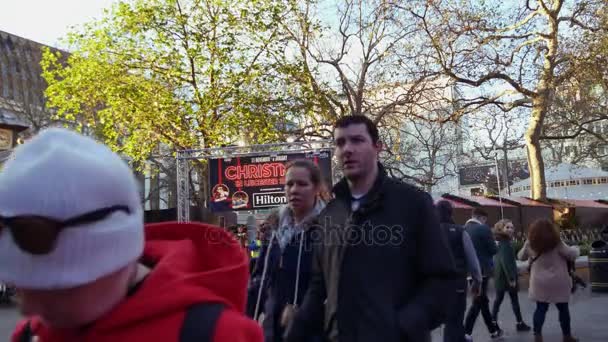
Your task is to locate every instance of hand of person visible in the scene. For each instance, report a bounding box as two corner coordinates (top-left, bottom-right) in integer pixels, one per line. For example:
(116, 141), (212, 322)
(471, 281), (481, 297)
(509, 280), (517, 288)
(280, 304), (298, 328)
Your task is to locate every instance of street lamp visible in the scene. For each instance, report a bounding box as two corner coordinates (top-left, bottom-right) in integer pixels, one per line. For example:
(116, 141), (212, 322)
(493, 148), (505, 220)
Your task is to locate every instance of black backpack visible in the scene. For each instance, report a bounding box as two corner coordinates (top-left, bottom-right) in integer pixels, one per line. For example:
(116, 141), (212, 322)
(19, 303), (225, 342)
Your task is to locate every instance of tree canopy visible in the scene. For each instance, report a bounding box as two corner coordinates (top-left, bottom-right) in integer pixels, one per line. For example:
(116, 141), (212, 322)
(409, 0), (607, 199)
(42, 0), (318, 163)
(40, 0), (608, 200)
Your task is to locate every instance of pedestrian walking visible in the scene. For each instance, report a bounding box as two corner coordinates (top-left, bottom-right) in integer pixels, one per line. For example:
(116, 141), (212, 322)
(247, 160), (326, 342)
(436, 200), (482, 342)
(285, 115), (457, 342)
(0, 128), (262, 342)
(464, 208), (503, 339)
(491, 219), (531, 333)
(518, 219), (579, 342)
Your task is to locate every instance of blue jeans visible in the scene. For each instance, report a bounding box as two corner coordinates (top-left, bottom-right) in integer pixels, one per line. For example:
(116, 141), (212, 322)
(533, 302), (571, 336)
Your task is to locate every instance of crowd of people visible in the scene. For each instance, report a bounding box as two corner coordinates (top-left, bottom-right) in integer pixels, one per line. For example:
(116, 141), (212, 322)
(243, 116), (587, 342)
(0, 115), (591, 342)
(435, 204), (581, 342)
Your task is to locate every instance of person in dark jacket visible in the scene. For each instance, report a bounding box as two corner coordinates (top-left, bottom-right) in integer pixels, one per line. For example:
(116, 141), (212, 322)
(436, 200), (482, 342)
(464, 208), (503, 339)
(248, 160), (326, 342)
(285, 115), (458, 342)
(491, 219), (531, 333)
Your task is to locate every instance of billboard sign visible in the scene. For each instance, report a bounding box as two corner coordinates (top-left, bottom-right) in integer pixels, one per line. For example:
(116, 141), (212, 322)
(208, 150), (332, 211)
(459, 164), (495, 186)
(458, 160), (530, 186)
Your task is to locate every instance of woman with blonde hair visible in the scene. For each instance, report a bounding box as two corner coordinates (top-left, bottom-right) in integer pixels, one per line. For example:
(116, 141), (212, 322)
(491, 219), (530, 333)
(247, 159), (326, 342)
(518, 219), (579, 342)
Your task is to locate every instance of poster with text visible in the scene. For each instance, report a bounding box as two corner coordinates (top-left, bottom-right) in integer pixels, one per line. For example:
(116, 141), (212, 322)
(458, 159), (530, 186)
(208, 150), (332, 211)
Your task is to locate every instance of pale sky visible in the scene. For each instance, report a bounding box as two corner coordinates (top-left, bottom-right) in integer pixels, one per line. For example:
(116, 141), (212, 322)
(0, 0), (116, 48)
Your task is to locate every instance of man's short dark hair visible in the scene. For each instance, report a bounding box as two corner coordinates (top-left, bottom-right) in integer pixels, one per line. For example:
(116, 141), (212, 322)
(436, 200), (454, 224)
(472, 207), (488, 218)
(334, 115), (380, 144)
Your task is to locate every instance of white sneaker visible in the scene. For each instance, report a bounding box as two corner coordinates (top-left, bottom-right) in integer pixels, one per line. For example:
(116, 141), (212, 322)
(464, 334), (473, 342)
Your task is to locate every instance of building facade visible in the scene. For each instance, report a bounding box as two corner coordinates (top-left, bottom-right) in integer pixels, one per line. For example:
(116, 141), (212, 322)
(0, 30), (167, 207)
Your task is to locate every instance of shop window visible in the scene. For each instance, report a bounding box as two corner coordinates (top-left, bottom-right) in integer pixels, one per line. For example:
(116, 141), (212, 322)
(471, 187), (483, 196)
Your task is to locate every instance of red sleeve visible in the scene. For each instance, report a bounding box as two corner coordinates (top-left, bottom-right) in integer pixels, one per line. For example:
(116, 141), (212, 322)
(212, 309), (263, 342)
(11, 318), (31, 342)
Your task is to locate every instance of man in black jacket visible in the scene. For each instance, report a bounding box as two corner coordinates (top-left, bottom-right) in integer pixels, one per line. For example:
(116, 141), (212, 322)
(436, 200), (482, 342)
(463, 208), (502, 339)
(285, 115), (458, 342)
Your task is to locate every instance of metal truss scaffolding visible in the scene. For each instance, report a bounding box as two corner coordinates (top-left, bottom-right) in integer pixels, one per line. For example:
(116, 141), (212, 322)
(176, 140), (333, 222)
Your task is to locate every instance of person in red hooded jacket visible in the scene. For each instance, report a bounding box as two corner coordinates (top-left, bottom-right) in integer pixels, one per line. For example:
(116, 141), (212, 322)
(0, 128), (262, 342)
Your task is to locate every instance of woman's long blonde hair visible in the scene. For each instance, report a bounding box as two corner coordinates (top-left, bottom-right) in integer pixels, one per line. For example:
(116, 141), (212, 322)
(493, 219), (513, 239)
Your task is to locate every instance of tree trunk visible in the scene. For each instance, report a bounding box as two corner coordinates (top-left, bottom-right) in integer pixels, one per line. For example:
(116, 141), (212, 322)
(525, 2), (559, 201)
(191, 159), (208, 209)
(525, 101), (547, 200)
(200, 161), (208, 208)
(150, 171), (160, 210)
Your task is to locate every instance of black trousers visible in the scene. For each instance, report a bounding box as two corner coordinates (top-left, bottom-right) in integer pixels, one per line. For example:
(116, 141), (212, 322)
(444, 288), (467, 342)
(464, 277), (497, 335)
(492, 287), (523, 323)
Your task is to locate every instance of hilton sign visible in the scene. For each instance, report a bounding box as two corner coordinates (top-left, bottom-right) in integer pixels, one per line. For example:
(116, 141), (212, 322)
(253, 192), (288, 208)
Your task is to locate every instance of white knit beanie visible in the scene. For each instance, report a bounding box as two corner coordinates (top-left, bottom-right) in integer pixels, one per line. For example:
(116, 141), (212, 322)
(0, 128), (144, 289)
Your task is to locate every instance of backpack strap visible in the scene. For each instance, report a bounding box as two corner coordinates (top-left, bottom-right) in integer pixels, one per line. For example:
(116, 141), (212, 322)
(16, 321), (32, 342)
(528, 251), (543, 273)
(180, 303), (225, 342)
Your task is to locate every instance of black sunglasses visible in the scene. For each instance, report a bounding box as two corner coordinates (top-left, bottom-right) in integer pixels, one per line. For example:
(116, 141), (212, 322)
(0, 205), (130, 255)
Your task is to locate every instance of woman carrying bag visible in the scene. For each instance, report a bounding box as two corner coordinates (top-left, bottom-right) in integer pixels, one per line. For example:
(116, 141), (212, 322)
(518, 219), (579, 342)
(247, 160), (326, 342)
